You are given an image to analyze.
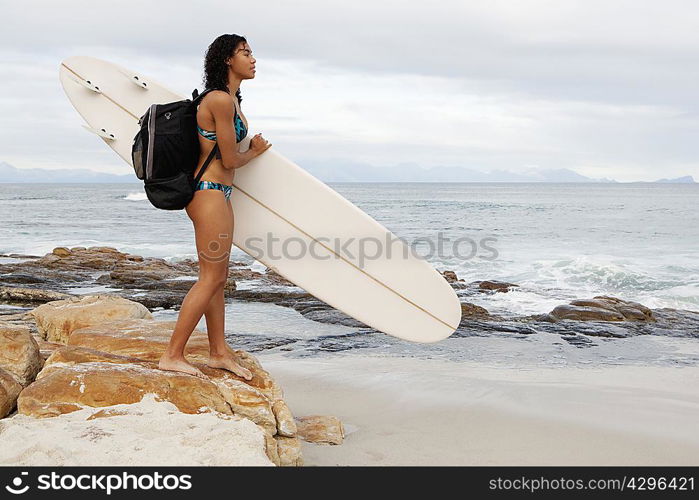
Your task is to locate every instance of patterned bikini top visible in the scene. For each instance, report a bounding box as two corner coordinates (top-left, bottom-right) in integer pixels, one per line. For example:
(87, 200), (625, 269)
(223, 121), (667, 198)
(197, 104), (248, 143)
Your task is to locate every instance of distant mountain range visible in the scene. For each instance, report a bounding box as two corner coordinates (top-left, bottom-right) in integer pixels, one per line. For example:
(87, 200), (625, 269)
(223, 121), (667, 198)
(301, 160), (622, 182)
(0, 161), (138, 183)
(0, 160), (695, 183)
(653, 175), (696, 183)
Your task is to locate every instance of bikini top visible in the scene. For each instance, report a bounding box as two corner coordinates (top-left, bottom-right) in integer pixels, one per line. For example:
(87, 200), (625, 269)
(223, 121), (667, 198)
(197, 104), (248, 143)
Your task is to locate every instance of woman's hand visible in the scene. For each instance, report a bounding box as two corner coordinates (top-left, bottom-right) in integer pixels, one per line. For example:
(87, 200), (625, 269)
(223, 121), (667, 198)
(249, 133), (272, 157)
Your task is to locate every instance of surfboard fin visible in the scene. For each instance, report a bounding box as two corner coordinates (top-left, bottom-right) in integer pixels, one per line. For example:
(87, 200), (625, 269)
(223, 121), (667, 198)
(65, 73), (102, 93)
(81, 125), (116, 141)
(118, 68), (149, 89)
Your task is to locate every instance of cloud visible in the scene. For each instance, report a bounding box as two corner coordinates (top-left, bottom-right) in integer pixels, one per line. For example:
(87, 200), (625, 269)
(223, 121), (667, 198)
(1, 0), (698, 181)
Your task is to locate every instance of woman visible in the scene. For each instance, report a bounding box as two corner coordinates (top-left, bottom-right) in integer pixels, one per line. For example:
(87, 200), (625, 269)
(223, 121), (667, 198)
(158, 34), (272, 380)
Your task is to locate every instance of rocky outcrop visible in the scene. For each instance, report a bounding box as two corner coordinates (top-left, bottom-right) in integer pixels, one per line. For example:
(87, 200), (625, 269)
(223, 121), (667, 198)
(5, 294), (321, 466)
(0, 247), (145, 289)
(0, 247), (202, 308)
(30, 294), (153, 343)
(543, 296), (656, 322)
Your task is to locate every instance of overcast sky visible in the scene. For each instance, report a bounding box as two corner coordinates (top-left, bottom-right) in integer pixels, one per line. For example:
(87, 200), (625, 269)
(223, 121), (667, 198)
(1, 0), (698, 181)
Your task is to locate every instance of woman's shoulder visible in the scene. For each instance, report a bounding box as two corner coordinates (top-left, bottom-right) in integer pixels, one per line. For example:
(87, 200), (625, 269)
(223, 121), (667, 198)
(202, 89), (234, 107)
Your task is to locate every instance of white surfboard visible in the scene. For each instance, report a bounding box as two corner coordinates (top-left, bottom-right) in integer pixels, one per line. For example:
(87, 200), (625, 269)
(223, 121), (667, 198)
(59, 56), (461, 343)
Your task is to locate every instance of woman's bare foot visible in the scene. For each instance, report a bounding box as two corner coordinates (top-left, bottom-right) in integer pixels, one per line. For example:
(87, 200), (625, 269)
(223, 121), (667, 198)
(158, 355), (209, 380)
(207, 352), (253, 380)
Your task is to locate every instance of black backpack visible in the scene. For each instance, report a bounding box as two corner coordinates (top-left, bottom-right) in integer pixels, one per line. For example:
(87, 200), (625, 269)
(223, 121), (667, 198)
(131, 88), (219, 210)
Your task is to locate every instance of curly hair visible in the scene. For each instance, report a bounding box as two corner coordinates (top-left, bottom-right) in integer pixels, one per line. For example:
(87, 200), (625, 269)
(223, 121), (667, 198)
(202, 34), (247, 104)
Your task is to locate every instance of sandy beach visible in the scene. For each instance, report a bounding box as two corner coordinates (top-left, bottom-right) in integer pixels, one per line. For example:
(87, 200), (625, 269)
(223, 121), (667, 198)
(259, 353), (699, 466)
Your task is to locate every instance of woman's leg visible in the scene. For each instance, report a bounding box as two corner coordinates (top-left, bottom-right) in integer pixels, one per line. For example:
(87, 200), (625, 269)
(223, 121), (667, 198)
(203, 196), (253, 380)
(158, 190), (232, 379)
(204, 288), (227, 353)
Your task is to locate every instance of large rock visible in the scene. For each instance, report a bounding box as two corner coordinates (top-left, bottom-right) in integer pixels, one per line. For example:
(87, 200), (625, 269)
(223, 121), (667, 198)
(49, 245), (119, 264)
(38, 246), (153, 271)
(0, 368), (22, 418)
(29, 295), (153, 343)
(37, 344), (286, 435)
(66, 319), (283, 401)
(18, 361), (232, 418)
(0, 321), (42, 386)
(0, 393), (274, 466)
(548, 296), (655, 322)
(295, 415), (345, 445)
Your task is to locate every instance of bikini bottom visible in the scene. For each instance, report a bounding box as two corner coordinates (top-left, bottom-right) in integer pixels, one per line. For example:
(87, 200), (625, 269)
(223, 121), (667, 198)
(195, 180), (232, 201)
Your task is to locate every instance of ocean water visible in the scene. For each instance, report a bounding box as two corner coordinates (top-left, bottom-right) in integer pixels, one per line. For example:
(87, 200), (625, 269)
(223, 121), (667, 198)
(1, 182), (698, 318)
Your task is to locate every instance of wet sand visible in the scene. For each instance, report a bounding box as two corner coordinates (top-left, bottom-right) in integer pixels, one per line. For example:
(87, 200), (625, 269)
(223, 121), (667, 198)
(259, 353), (699, 466)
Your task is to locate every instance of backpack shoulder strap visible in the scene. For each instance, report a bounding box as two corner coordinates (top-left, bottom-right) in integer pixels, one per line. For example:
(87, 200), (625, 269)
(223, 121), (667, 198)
(193, 144), (219, 184)
(191, 88), (217, 106)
